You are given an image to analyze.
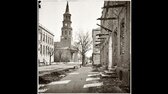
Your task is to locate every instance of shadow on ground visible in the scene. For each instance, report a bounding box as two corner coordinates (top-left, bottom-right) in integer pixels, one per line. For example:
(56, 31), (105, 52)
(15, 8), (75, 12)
(90, 66), (130, 93)
(39, 68), (77, 84)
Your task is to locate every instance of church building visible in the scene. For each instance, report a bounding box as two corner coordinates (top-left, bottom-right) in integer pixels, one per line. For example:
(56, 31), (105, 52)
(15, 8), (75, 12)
(54, 2), (78, 62)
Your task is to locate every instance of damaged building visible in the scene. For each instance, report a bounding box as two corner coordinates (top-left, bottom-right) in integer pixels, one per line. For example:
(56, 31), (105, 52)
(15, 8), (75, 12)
(97, 1), (131, 87)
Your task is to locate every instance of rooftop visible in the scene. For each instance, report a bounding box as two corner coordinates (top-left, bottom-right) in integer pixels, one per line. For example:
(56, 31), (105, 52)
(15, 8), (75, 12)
(39, 24), (54, 36)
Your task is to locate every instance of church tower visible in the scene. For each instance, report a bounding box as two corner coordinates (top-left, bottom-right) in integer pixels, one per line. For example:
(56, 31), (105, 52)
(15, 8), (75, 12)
(61, 1), (72, 47)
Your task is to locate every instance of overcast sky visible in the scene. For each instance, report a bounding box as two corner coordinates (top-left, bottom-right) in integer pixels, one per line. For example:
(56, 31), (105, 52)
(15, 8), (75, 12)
(39, 0), (104, 57)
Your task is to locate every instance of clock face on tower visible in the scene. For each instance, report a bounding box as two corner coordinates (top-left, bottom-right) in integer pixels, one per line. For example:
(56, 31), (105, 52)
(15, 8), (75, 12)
(65, 23), (67, 26)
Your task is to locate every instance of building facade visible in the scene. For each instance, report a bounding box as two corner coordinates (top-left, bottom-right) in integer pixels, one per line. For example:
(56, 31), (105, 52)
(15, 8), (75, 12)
(38, 24), (54, 65)
(54, 2), (78, 62)
(92, 28), (101, 65)
(98, 1), (130, 87)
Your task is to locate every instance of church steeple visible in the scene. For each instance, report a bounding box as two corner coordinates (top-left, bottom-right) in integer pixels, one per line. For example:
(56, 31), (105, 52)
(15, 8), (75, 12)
(65, 1), (69, 13)
(61, 1), (72, 47)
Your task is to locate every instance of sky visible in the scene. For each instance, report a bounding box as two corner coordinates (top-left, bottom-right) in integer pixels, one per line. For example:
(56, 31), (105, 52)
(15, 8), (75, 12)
(39, 0), (104, 57)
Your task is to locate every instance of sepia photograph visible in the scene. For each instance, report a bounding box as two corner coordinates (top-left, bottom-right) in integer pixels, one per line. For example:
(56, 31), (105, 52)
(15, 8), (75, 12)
(38, 0), (131, 93)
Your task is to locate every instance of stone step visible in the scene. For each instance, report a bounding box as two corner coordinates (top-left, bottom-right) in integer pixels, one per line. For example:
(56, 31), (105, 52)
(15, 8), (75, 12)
(100, 72), (117, 78)
(104, 70), (116, 74)
(100, 72), (111, 77)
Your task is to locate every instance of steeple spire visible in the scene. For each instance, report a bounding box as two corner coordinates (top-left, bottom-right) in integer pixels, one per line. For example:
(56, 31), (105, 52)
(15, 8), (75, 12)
(65, 1), (69, 13)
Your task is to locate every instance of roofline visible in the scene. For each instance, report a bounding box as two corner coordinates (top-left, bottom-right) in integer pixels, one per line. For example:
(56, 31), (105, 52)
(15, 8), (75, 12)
(39, 24), (54, 36)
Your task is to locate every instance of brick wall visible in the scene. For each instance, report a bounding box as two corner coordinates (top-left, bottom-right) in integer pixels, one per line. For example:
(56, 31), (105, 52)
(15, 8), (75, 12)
(100, 1), (130, 86)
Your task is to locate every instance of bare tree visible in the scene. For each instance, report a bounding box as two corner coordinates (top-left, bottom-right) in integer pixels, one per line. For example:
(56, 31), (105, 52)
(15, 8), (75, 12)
(74, 32), (92, 66)
(58, 50), (63, 62)
(54, 49), (63, 62)
(89, 55), (93, 63)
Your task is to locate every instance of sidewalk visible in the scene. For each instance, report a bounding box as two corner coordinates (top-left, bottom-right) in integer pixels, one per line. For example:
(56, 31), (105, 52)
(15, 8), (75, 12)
(43, 66), (94, 93)
(38, 62), (80, 76)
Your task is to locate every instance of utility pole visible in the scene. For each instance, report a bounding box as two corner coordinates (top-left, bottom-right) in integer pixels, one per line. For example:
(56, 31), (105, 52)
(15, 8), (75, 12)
(38, 0), (41, 65)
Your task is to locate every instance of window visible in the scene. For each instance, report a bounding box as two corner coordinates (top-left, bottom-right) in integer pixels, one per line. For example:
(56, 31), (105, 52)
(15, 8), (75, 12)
(47, 37), (49, 44)
(46, 46), (48, 55)
(40, 44), (42, 55)
(48, 37), (49, 44)
(50, 38), (51, 44)
(48, 47), (50, 55)
(65, 31), (67, 35)
(49, 38), (50, 45)
(50, 37), (51, 44)
(69, 31), (71, 35)
(66, 16), (68, 20)
(50, 38), (51, 45)
(40, 32), (42, 41)
(46, 35), (47, 43)
(43, 34), (45, 41)
(38, 31), (41, 41)
(43, 45), (45, 55)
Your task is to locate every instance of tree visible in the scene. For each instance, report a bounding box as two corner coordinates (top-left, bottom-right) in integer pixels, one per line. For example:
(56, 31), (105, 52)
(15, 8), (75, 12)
(74, 32), (92, 66)
(48, 48), (54, 65)
(58, 50), (63, 62)
(54, 49), (63, 62)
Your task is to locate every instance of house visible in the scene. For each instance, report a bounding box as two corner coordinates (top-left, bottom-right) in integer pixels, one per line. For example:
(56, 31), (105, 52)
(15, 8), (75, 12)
(92, 28), (101, 65)
(38, 24), (54, 65)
